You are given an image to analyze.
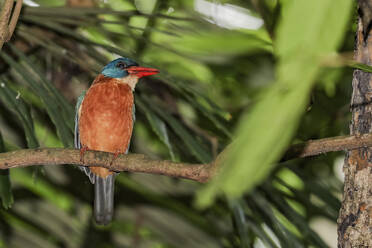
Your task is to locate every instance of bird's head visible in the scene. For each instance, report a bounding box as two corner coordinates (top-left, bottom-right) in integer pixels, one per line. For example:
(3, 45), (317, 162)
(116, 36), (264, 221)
(101, 58), (159, 89)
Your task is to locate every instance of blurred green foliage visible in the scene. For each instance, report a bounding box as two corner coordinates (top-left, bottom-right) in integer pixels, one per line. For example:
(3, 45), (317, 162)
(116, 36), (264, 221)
(0, 0), (356, 247)
(197, 0), (352, 207)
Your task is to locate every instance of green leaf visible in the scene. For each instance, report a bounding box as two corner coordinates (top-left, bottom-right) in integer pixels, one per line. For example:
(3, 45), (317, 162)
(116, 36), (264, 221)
(348, 61), (372, 73)
(0, 170), (13, 210)
(136, 99), (176, 161)
(0, 76), (44, 179)
(11, 169), (74, 211)
(0, 132), (13, 209)
(196, 0), (352, 207)
(247, 191), (304, 248)
(182, 93), (231, 138)
(17, 26), (102, 74)
(229, 199), (252, 248)
(156, 29), (273, 60)
(158, 75), (232, 121)
(8, 44), (75, 133)
(276, 0), (352, 58)
(0, 52), (73, 148)
(21, 16), (133, 57)
(139, 97), (212, 163)
(262, 187), (328, 248)
(0, 79), (39, 148)
(116, 175), (216, 234)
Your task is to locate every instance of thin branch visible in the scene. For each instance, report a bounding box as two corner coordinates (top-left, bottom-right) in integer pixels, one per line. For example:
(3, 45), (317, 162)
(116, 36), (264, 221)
(0, 133), (371, 183)
(6, 0), (22, 42)
(0, 0), (14, 49)
(282, 133), (372, 160)
(0, 0), (22, 49)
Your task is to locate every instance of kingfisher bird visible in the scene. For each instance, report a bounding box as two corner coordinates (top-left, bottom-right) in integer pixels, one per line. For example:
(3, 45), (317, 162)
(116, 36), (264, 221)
(74, 57), (159, 225)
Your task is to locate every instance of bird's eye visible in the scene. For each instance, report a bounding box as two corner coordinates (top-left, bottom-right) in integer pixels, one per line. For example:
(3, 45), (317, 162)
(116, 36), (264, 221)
(116, 62), (127, 69)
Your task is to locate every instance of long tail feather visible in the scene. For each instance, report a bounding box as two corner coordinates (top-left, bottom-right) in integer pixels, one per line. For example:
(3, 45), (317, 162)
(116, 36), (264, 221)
(94, 174), (115, 225)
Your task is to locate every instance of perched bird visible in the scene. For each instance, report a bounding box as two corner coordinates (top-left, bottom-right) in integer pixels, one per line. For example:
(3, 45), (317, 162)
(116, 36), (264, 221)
(74, 57), (159, 225)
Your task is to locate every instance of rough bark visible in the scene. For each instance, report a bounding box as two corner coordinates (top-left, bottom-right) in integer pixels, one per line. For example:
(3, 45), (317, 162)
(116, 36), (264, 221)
(337, 1), (372, 246)
(0, 0), (22, 50)
(0, 148), (213, 183)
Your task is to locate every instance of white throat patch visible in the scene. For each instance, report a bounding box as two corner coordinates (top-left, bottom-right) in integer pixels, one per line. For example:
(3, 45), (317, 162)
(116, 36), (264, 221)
(118, 75), (140, 91)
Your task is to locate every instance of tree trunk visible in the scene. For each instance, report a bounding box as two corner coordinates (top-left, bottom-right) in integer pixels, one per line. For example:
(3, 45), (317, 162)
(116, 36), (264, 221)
(337, 1), (372, 247)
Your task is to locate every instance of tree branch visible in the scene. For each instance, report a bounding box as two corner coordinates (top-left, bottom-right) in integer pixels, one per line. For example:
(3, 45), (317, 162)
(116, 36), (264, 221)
(0, 133), (371, 183)
(282, 133), (372, 160)
(0, 0), (14, 49)
(6, 0), (22, 42)
(0, 148), (213, 183)
(0, 0), (23, 50)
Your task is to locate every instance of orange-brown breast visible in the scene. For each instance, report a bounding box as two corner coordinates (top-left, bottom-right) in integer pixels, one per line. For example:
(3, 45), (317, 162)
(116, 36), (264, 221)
(79, 80), (134, 178)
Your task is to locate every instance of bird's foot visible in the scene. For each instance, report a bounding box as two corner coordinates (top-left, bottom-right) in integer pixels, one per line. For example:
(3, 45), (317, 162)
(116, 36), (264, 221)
(80, 145), (89, 164)
(109, 150), (121, 167)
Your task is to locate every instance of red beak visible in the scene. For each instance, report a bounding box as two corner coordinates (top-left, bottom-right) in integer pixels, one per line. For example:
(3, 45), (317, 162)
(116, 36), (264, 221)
(127, 66), (159, 78)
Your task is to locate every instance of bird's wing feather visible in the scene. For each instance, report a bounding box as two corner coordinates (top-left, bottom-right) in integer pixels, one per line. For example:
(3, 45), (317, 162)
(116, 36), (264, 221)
(74, 90), (85, 149)
(74, 90), (96, 184)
